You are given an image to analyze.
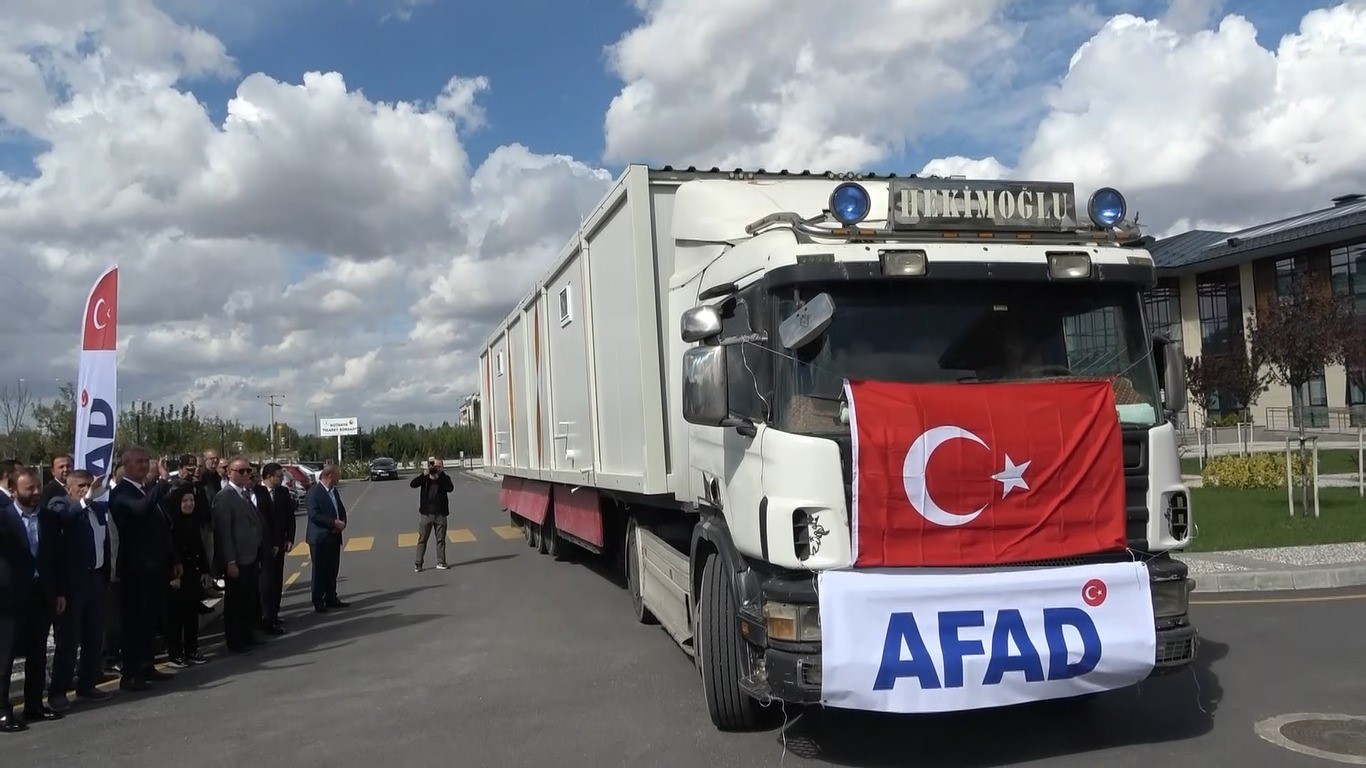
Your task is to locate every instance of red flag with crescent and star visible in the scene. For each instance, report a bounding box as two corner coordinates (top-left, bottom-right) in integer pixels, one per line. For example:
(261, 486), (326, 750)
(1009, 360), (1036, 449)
(845, 379), (1127, 567)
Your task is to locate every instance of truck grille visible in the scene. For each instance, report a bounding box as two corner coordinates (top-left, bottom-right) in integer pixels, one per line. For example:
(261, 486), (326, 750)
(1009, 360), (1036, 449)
(836, 427), (1153, 555)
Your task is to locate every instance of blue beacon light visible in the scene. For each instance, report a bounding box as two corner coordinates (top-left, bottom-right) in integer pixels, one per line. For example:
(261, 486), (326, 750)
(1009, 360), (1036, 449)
(830, 182), (871, 226)
(1088, 187), (1127, 228)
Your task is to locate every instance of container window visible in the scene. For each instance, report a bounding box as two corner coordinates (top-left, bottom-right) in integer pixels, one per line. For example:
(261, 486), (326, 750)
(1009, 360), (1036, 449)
(559, 284), (573, 326)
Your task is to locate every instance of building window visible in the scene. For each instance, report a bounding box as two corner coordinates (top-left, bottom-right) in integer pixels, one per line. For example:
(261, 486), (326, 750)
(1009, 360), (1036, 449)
(1274, 256), (1306, 298)
(1196, 268), (1243, 357)
(1330, 243), (1366, 313)
(558, 284), (573, 326)
(1142, 279), (1182, 344)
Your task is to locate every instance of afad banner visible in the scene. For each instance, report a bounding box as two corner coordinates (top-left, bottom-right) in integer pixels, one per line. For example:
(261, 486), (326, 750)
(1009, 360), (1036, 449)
(817, 561), (1156, 714)
(75, 264), (118, 487)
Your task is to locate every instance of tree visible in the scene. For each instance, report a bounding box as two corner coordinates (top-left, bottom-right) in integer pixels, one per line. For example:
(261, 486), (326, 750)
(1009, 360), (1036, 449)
(1185, 343), (1270, 453)
(1249, 273), (1352, 514)
(1343, 314), (1366, 422)
(0, 379), (35, 435)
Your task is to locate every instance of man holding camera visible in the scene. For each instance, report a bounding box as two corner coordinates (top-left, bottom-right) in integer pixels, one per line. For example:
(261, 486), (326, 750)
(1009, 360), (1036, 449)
(410, 457), (454, 572)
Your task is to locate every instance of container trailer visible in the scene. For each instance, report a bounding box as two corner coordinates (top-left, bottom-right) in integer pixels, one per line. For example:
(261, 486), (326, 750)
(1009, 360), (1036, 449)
(478, 165), (1197, 730)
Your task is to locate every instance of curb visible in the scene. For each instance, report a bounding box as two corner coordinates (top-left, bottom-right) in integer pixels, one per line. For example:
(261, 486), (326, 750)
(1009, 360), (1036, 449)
(1191, 564), (1366, 593)
(8, 597), (225, 708)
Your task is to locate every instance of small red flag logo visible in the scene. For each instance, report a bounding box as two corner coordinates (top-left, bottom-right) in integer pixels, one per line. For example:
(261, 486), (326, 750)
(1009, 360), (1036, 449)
(847, 379), (1127, 567)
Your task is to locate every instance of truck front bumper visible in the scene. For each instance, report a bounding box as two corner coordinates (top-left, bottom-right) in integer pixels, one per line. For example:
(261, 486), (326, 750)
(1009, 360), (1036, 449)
(738, 555), (1199, 705)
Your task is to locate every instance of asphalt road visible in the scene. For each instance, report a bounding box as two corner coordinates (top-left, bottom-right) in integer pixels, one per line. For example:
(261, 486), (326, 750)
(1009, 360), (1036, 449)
(1, 471), (1363, 767)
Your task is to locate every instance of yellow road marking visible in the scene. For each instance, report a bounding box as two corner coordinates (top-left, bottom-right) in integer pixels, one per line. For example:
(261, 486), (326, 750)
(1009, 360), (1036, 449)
(492, 525), (522, 540)
(448, 528), (476, 543)
(288, 542), (309, 557)
(345, 536), (374, 552)
(398, 532), (419, 547)
(1194, 592), (1366, 606)
(284, 572), (300, 589)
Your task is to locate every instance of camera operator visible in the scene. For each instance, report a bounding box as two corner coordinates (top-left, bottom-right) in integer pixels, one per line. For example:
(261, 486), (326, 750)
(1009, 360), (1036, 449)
(409, 457), (454, 572)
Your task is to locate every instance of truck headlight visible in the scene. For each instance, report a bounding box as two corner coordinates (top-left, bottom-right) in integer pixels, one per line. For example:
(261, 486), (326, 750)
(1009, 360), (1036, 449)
(764, 601), (821, 642)
(1151, 578), (1192, 619)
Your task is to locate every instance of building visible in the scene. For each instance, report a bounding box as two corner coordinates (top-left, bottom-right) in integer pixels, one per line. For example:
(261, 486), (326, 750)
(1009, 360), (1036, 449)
(458, 393), (480, 427)
(1146, 193), (1366, 431)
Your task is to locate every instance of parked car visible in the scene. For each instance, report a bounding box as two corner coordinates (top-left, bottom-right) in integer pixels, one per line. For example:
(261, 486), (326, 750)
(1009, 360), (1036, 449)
(283, 464), (315, 489)
(369, 457), (399, 481)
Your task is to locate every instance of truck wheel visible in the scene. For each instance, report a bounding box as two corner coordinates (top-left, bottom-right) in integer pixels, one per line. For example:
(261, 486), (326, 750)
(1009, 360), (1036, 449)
(537, 520), (549, 554)
(523, 521), (535, 547)
(698, 554), (763, 731)
(544, 517), (562, 559)
(626, 519), (657, 625)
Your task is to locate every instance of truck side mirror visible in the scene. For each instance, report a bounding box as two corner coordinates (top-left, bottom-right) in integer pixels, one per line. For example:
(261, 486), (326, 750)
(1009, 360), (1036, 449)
(1154, 336), (1187, 416)
(681, 306), (722, 343)
(682, 346), (730, 426)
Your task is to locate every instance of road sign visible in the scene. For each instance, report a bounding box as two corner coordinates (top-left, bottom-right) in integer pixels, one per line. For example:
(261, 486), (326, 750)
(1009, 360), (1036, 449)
(320, 417), (358, 437)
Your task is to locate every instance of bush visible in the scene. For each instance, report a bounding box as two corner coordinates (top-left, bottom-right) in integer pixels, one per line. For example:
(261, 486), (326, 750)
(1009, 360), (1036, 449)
(340, 460), (370, 481)
(1202, 452), (1318, 489)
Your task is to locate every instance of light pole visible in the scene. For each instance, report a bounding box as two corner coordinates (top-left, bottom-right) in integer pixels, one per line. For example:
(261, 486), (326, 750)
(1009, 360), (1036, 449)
(258, 393), (284, 459)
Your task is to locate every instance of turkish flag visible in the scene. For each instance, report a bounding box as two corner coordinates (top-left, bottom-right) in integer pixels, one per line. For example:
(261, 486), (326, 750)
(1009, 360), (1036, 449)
(846, 379), (1127, 567)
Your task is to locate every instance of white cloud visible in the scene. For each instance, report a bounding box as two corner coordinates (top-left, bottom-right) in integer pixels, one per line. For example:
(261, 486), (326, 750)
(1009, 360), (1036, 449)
(0, 0), (610, 433)
(602, 0), (1022, 171)
(921, 3), (1366, 236)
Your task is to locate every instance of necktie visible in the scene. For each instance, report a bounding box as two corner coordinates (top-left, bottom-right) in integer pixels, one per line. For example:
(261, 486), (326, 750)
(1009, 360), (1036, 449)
(24, 512), (38, 559)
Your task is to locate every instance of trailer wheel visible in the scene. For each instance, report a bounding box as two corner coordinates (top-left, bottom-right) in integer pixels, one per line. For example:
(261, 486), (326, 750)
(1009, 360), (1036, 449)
(537, 521), (549, 554)
(698, 554), (764, 731)
(626, 518), (657, 625)
(544, 516), (562, 559)
(523, 521), (535, 547)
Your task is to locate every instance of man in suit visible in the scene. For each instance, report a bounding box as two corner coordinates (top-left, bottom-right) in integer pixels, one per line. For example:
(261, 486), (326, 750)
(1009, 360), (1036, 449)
(211, 456), (267, 653)
(39, 454), (72, 510)
(305, 465), (349, 612)
(0, 459), (20, 506)
(1, 468), (66, 730)
(257, 463), (296, 633)
(109, 447), (178, 691)
(46, 470), (115, 711)
(410, 457), (455, 571)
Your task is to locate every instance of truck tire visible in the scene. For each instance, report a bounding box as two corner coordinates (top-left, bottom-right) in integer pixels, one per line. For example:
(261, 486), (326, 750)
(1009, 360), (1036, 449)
(626, 518), (657, 625)
(698, 554), (763, 731)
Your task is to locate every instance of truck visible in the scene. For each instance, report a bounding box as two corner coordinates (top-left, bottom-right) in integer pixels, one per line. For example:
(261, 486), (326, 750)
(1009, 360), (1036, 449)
(478, 165), (1198, 730)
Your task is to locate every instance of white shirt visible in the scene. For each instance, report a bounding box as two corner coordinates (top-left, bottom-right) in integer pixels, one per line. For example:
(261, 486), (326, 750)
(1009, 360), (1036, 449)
(82, 499), (108, 571)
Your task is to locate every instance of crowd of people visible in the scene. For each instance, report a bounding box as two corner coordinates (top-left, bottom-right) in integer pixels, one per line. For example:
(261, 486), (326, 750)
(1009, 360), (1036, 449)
(0, 447), (350, 733)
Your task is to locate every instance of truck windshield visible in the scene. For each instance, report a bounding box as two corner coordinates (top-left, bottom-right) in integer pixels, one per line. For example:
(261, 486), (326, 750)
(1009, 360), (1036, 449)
(772, 280), (1163, 435)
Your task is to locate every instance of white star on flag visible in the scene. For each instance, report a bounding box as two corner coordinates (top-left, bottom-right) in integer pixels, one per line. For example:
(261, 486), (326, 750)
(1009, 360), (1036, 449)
(993, 455), (1030, 498)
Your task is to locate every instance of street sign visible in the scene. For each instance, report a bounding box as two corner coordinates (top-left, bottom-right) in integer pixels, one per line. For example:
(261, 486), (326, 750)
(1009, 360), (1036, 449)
(320, 417), (358, 437)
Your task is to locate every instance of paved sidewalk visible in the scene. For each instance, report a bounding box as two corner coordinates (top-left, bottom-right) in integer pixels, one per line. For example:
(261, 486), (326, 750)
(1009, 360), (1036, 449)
(1183, 542), (1366, 593)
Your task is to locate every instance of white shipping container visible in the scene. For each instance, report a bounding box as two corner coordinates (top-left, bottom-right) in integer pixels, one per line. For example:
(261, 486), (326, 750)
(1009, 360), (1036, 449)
(479, 166), (684, 498)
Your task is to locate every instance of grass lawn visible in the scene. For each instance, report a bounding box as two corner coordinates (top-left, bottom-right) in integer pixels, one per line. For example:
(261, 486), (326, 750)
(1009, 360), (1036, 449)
(1186, 486), (1366, 552)
(1181, 448), (1364, 476)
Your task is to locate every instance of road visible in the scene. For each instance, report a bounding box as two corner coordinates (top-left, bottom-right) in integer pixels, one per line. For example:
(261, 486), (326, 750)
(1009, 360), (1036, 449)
(1, 471), (1363, 767)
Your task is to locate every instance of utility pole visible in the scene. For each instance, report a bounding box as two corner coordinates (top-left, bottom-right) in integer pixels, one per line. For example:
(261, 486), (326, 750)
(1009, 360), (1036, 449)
(258, 394), (284, 459)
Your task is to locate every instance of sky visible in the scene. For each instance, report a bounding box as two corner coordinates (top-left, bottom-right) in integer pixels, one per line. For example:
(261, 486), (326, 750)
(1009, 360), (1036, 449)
(1, 0), (1363, 434)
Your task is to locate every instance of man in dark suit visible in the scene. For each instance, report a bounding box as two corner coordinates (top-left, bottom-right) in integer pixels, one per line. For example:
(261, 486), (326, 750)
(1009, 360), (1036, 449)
(109, 447), (178, 691)
(305, 465), (349, 612)
(257, 463), (296, 633)
(39, 454), (72, 511)
(1, 468), (65, 730)
(46, 470), (115, 711)
(211, 456), (266, 653)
